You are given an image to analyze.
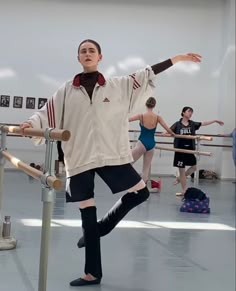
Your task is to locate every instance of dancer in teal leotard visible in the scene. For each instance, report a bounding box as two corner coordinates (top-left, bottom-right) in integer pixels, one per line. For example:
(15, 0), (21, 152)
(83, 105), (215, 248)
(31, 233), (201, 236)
(139, 121), (157, 151)
(129, 97), (174, 183)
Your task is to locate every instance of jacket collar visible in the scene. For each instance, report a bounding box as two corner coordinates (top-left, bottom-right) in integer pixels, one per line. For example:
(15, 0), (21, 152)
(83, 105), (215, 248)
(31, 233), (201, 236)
(72, 72), (106, 87)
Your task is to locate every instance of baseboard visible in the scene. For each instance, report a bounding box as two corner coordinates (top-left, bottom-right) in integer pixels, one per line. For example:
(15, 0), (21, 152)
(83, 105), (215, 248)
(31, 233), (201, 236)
(220, 177), (236, 181)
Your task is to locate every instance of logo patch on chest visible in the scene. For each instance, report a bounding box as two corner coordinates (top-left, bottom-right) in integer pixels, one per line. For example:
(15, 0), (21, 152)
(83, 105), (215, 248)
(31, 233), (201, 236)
(180, 127), (191, 135)
(103, 97), (110, 102)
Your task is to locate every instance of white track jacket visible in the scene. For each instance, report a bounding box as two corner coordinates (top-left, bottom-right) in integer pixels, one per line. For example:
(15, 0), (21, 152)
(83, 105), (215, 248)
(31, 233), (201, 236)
(27, 67), (155, 177)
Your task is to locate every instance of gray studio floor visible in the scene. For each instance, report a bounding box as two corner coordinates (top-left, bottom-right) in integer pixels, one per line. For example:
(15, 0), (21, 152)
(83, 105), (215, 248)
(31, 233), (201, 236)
(0, 171), (235, 291)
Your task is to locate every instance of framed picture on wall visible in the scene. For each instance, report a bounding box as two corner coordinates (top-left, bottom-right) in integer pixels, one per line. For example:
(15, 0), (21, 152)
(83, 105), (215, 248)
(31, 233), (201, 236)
(13, 96), (23, 108)
(0, 95), (10, 107)
(38, 98), (48, 109)
(26, 97), (35, 109)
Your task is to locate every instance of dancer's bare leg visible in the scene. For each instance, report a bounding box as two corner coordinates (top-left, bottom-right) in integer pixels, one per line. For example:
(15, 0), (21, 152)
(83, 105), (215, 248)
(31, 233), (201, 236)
(132, 141), (146, 163)
(174, 165), (197, 185)
(142, 149), (154, 183)
(176, 168), (187, 196)
(185, 165), (197, 177)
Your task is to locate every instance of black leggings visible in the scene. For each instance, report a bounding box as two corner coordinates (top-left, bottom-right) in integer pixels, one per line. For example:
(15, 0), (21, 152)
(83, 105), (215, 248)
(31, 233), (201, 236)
(98, 187), (150, 236)
(78, 187), (150, 250)
(80, 206), (102, 278)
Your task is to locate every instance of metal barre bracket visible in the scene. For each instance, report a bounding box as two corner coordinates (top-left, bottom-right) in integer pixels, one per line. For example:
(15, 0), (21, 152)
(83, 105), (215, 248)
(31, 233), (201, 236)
(43, 128), (54, 141)
(0, 149), (7, 166)
(0, 129), (7, 166)
(40, 173), (49, 187)
(40, 173), (53, 189)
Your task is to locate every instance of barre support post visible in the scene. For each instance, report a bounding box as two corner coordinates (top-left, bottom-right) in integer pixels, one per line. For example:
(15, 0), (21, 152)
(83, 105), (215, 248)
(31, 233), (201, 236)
(194, 137), (201, 187)
(0, 130), (6, 240)
(38, 128), (56, 291)
(0, 129), (17, 250)
(38, 187), (54, 291)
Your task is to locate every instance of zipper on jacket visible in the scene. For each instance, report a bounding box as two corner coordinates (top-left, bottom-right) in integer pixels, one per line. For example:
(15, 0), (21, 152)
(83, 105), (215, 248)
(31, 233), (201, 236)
(80, 86), (93, 105)
(90, 86), (99, 105)
(80, 85), (99, 105)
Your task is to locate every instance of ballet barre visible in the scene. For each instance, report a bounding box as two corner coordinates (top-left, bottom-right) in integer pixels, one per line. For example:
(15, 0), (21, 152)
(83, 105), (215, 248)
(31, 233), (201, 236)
(200, 144), (232, 148)
(1, 151), (61, 190)
(155, 133), (213, 141)
(0, 126), (71, 291)
(130, 129), (213, 139)
(196, 133), (232, 138)
(2, 125), (71, 141)
(130, 139), (212, 156)
(155, 146), (211, 156)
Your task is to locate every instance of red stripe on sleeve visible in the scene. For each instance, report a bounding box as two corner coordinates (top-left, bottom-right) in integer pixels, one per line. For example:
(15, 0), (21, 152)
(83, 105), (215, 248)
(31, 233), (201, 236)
(51, 98), (56, 128)
(130, 74), (141, 89)
(46, 102), (52, 127)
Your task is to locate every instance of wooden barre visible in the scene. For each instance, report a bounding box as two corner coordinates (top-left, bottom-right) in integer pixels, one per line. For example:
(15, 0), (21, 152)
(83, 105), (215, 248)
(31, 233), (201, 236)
(155, 133), (213, 141)
(1, 150), (62, 190)
(1, 126), (71, 142)
(155, 146), (212, 156)
(197, 134), (231, 138)
(129, 130), (231, 139)
(129, 130), (212, 141)
(130, 140), (231, 148)
(201, 144), (232, 148)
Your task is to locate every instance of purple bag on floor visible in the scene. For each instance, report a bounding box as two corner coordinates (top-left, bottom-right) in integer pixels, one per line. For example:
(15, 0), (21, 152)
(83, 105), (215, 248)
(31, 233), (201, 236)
(180, 198), (210, 213)
(180, 188), (210, 214)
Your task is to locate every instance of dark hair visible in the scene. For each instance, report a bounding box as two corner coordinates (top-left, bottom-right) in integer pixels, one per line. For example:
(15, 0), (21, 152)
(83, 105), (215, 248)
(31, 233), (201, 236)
(145, 97), (156, 109)
(181, 106), (193, 116)
(78, 39), (101, 54)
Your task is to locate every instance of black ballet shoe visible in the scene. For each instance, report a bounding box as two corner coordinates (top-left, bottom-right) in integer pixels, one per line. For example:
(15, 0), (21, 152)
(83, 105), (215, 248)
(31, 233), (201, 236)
(77, 236), (85, 248)
(70, 277), (101, 286)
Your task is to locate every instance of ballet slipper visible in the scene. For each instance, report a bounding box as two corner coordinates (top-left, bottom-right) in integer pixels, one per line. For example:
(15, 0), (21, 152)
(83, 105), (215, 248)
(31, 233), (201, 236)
(176, 192), (184, 196)
(70, 273), (101, 286)
(173, 177), (180, 186)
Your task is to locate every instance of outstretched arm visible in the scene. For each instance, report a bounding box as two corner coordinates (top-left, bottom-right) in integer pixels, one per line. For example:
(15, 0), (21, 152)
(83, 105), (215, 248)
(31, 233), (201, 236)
(151, 53), (202, 75)
(171, 53), (202, 64)
(201, 120), (224, 126)
(126, 53), (202, 113)
(158, 116), (175, 136)
(129, 114), (142, 122)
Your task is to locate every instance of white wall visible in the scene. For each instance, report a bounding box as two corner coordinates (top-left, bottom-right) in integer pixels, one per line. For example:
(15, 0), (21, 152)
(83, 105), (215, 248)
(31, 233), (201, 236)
(215, 0), (235, 179)
(0, 0), (235, 177)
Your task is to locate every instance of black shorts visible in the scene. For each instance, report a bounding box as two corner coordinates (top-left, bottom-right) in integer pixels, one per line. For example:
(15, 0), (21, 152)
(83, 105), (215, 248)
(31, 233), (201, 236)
(173, 152), (197, 168)
(65, 164), (142, 202)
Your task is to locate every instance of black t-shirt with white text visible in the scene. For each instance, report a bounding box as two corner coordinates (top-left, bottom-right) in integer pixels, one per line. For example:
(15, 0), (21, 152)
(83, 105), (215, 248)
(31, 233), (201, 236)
(170, 119), (202, 150)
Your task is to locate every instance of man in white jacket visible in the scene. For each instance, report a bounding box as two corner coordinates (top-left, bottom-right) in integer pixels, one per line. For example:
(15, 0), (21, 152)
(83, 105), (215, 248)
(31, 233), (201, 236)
(21, 39), (201, 286)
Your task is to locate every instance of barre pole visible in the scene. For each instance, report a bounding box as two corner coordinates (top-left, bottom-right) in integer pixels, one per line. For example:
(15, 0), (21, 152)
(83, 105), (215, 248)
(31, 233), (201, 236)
(155, 133), (213, 141)
(38, 128), (56, 291)
(156, 146), (212, 156)
(0, 126), (70, 289)
(1, 151), (61, 190)
(129, 129), (213, 141)
(0, 131), (6, 240)
(0, 130), (6, 219)
(194, 138), (201, 186)
(1, 126), (70, 142)
(0, 130), (17, 250)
